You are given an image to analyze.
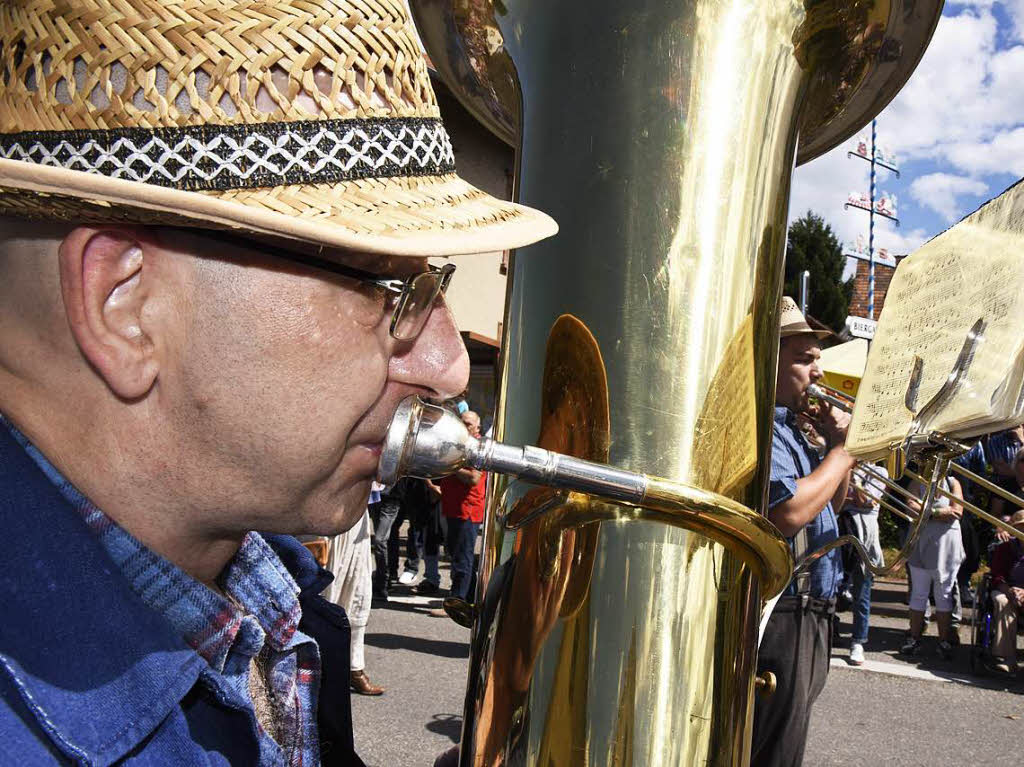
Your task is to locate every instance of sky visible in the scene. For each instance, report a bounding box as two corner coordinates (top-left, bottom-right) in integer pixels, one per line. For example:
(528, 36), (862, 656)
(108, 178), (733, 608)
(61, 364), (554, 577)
(789, 1), (1024, 274)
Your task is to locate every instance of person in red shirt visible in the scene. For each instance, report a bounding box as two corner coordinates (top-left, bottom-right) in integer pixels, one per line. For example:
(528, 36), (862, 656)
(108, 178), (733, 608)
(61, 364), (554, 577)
(438, 410), (487, 601)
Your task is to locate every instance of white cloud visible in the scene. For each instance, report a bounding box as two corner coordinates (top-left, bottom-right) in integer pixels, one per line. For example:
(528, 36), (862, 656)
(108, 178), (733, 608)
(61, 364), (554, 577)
(881, 5), (1024, 169)
(792, 4), (1024, 245)
(909, 172), (989, 220)
(874, 224), (930, 255)
(945, 125), (1024, 175)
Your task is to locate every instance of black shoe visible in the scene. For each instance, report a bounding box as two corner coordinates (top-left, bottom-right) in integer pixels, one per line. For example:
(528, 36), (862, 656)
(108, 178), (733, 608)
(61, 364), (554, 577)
(899, 637), (922, 656)
(414, 580), (440, 596)
(937, 640), (955, 661)
(371, 590), (389, 606)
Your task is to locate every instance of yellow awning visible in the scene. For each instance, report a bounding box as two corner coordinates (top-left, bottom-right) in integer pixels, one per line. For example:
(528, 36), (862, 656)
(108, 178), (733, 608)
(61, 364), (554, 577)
(819, 338), (869, 397)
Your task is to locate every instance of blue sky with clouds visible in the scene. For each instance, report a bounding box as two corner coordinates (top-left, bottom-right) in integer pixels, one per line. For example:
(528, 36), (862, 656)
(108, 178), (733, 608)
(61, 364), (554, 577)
(790, 1), (1024, 269)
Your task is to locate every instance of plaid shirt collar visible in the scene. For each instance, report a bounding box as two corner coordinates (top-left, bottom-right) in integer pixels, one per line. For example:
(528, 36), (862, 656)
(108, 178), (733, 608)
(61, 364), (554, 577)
(2, 417), (302, 672)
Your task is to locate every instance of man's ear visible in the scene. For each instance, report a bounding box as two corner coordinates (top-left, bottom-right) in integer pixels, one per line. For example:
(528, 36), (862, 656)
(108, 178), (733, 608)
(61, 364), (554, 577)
(58, 227), (161, 400)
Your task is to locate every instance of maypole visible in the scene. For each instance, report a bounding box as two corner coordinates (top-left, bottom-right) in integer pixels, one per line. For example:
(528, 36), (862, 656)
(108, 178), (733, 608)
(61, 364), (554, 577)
(844, 119), (900, 320)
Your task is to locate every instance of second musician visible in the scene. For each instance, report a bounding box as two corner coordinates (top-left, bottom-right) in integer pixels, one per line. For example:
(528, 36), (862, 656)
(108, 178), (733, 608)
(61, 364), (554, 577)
(752, 297), (856, 767)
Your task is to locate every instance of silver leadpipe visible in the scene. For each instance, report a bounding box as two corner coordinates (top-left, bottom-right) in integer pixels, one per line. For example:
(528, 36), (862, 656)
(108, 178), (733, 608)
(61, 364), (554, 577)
(807, 383), (855, 413)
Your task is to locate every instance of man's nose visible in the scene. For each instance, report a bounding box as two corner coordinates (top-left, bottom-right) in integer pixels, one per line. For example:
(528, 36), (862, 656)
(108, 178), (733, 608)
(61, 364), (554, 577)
(388, 300), (469, 400)
(810, 364), (823, 381)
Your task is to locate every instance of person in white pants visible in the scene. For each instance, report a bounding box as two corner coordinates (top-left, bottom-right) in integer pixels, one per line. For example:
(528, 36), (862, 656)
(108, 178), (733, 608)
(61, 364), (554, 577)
(326, 499), (385, 696)
(901, 475), (965, 660)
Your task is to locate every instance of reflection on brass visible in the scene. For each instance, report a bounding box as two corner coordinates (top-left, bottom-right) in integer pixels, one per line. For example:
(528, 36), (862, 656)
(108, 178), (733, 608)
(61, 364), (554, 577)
(692, 314), (759, 499)
(443, 597), (478, 628)
(754, 672), (777, 697)
(408, 0), (519, 146)
(408, 0), (942, 764)
(795, 0), (943, 161)
(409, 0), (942, 166)
(537, 315), (610, 617)
(472, 315), (612, 766)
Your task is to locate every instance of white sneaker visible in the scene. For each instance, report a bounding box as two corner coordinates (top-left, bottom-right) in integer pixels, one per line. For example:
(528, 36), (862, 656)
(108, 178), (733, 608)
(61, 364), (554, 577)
(849, 643), (865, 666)
(398, 570), (417, 586)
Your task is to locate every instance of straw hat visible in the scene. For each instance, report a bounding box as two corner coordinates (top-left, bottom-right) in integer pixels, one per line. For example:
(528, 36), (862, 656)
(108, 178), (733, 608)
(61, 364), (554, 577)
(779, 296), (831, 339)
(0, 0), (556, 257)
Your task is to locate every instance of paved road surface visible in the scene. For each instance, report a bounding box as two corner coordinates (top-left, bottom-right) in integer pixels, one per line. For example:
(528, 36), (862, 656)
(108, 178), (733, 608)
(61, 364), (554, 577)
(351, 566), (1023, 766)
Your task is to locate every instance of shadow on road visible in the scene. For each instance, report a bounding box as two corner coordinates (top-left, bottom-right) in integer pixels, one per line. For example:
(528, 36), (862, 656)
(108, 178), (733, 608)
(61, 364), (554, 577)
(425, 713), (463, 743)
(366, 631), (470, 659)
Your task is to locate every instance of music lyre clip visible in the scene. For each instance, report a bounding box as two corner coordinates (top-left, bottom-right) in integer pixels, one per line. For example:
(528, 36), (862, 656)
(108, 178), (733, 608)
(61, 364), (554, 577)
(887, 317), (986, 480)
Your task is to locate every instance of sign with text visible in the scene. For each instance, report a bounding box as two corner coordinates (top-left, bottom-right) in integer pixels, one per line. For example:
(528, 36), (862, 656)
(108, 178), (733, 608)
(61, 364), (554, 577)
(846, 315), (878, 340)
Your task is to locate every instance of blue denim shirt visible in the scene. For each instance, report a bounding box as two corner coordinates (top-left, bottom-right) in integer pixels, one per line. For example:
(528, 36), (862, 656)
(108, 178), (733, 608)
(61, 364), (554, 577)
(769, 406), (843, 599)
(987, 430), (1022, 464)
(0, 422), (364, 766)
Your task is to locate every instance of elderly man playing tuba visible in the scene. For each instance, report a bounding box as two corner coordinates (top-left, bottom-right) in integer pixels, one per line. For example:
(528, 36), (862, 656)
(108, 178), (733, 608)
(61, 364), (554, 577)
(751, 297), (855, 767)
(0, 1), (555, 764)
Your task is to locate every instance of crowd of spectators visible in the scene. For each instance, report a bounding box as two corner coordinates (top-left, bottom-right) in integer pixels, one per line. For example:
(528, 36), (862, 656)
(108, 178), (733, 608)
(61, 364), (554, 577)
(828, 423), (1024, 674)
(311, 407), (489, 696)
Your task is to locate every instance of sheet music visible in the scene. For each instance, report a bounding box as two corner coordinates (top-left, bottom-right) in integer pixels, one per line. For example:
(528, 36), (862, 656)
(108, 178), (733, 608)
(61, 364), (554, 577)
(847, 201), (1024, 459)
(692, 314), (758, 496)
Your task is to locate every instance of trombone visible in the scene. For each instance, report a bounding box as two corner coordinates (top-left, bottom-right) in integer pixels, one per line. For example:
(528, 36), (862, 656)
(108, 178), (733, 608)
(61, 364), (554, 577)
(806, 383), (1024, 548)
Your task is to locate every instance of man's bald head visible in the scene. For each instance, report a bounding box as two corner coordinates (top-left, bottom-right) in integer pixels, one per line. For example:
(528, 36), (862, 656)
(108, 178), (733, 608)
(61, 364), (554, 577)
(461, 409), (481, 437)
(0, 215), (471, 583)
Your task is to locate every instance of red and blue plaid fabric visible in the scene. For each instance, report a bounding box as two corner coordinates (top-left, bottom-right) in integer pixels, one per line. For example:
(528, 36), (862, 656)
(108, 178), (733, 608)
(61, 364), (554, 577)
(5, 418), (322, 766)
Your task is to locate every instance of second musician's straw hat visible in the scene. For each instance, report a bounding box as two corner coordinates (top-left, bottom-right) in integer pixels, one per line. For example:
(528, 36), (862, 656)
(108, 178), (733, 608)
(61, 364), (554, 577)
(779, 296), (831, 339)
(0, 0), (556, 257)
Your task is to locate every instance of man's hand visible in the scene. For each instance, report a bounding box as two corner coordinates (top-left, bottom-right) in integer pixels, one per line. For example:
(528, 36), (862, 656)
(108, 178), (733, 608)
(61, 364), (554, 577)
(1011, 586), (1024, 609)
(813, 403), (851, 447)
(455, 467), (482, 487)
(994, 518), (1013, 544)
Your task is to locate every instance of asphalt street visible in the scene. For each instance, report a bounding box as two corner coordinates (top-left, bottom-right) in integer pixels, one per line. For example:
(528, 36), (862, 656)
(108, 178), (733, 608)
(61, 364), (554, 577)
(351, 563), (1023, 767)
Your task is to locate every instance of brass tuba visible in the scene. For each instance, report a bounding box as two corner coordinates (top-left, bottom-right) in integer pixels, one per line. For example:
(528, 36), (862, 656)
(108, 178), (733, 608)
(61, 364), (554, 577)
(407, 1), (942, 764)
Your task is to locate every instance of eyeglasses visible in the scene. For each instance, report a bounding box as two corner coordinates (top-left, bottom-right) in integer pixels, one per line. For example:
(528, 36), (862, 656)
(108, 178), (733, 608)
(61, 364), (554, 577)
(178, 228), (456, 341)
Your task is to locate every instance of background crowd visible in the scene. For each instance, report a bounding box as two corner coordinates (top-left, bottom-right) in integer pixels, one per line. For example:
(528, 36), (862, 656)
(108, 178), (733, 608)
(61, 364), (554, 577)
(828, 422), (1024, 674)
(307, 407), (489, 697)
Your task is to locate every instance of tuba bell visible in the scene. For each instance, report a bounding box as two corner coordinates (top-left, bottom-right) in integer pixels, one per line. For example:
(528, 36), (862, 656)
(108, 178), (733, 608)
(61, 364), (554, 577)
(403, 1), (943, 764)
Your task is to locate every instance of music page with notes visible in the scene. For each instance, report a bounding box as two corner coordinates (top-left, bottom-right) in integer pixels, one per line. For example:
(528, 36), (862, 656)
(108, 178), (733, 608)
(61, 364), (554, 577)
(846, 180), (1024, 459)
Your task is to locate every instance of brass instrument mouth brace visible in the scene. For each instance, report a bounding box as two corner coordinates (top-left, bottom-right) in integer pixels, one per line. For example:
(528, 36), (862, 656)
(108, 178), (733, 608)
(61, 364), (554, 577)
(801, 318), (1024, 579)
(379, 396), (794, 608)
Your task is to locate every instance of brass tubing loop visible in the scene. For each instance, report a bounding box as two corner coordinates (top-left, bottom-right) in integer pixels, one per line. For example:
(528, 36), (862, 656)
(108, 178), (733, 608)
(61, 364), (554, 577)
(405, 1), (943, 765)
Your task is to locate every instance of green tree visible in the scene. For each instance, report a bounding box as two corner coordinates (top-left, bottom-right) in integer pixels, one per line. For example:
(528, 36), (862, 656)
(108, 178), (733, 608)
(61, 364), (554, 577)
(784, 211), (853, 333)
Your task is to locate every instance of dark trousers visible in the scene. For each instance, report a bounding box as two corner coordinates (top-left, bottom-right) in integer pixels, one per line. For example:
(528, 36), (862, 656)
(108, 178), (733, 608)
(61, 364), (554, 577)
(445, 517), (479, 601)
(405, 503), (443, 573)
(369, 499), (401, 596)
(751, 596), (834, 767)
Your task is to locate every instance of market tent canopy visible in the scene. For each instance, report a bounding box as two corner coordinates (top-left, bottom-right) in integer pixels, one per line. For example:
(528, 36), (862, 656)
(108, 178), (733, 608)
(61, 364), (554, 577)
(819, 338), (869, 397)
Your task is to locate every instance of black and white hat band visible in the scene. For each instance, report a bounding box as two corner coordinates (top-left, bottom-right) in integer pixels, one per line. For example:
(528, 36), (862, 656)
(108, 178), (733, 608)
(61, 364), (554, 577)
(0, 117), (456, 192)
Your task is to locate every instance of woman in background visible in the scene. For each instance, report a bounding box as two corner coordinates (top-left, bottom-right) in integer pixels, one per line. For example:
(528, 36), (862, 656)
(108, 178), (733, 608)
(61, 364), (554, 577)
(900, 473), (965, 660)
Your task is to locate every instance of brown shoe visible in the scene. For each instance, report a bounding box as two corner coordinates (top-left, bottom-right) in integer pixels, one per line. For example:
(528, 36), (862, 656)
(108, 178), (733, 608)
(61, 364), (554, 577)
(350, 669), (385, 696)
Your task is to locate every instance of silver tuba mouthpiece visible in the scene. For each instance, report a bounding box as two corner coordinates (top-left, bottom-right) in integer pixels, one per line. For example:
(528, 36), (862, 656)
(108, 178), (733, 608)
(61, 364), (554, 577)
(377, 397), (484, 485)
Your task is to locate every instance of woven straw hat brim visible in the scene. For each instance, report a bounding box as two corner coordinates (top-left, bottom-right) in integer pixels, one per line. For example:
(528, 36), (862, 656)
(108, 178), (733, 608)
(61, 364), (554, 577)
(780, 322), (831, 340)
(0, 159), (557, 257)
